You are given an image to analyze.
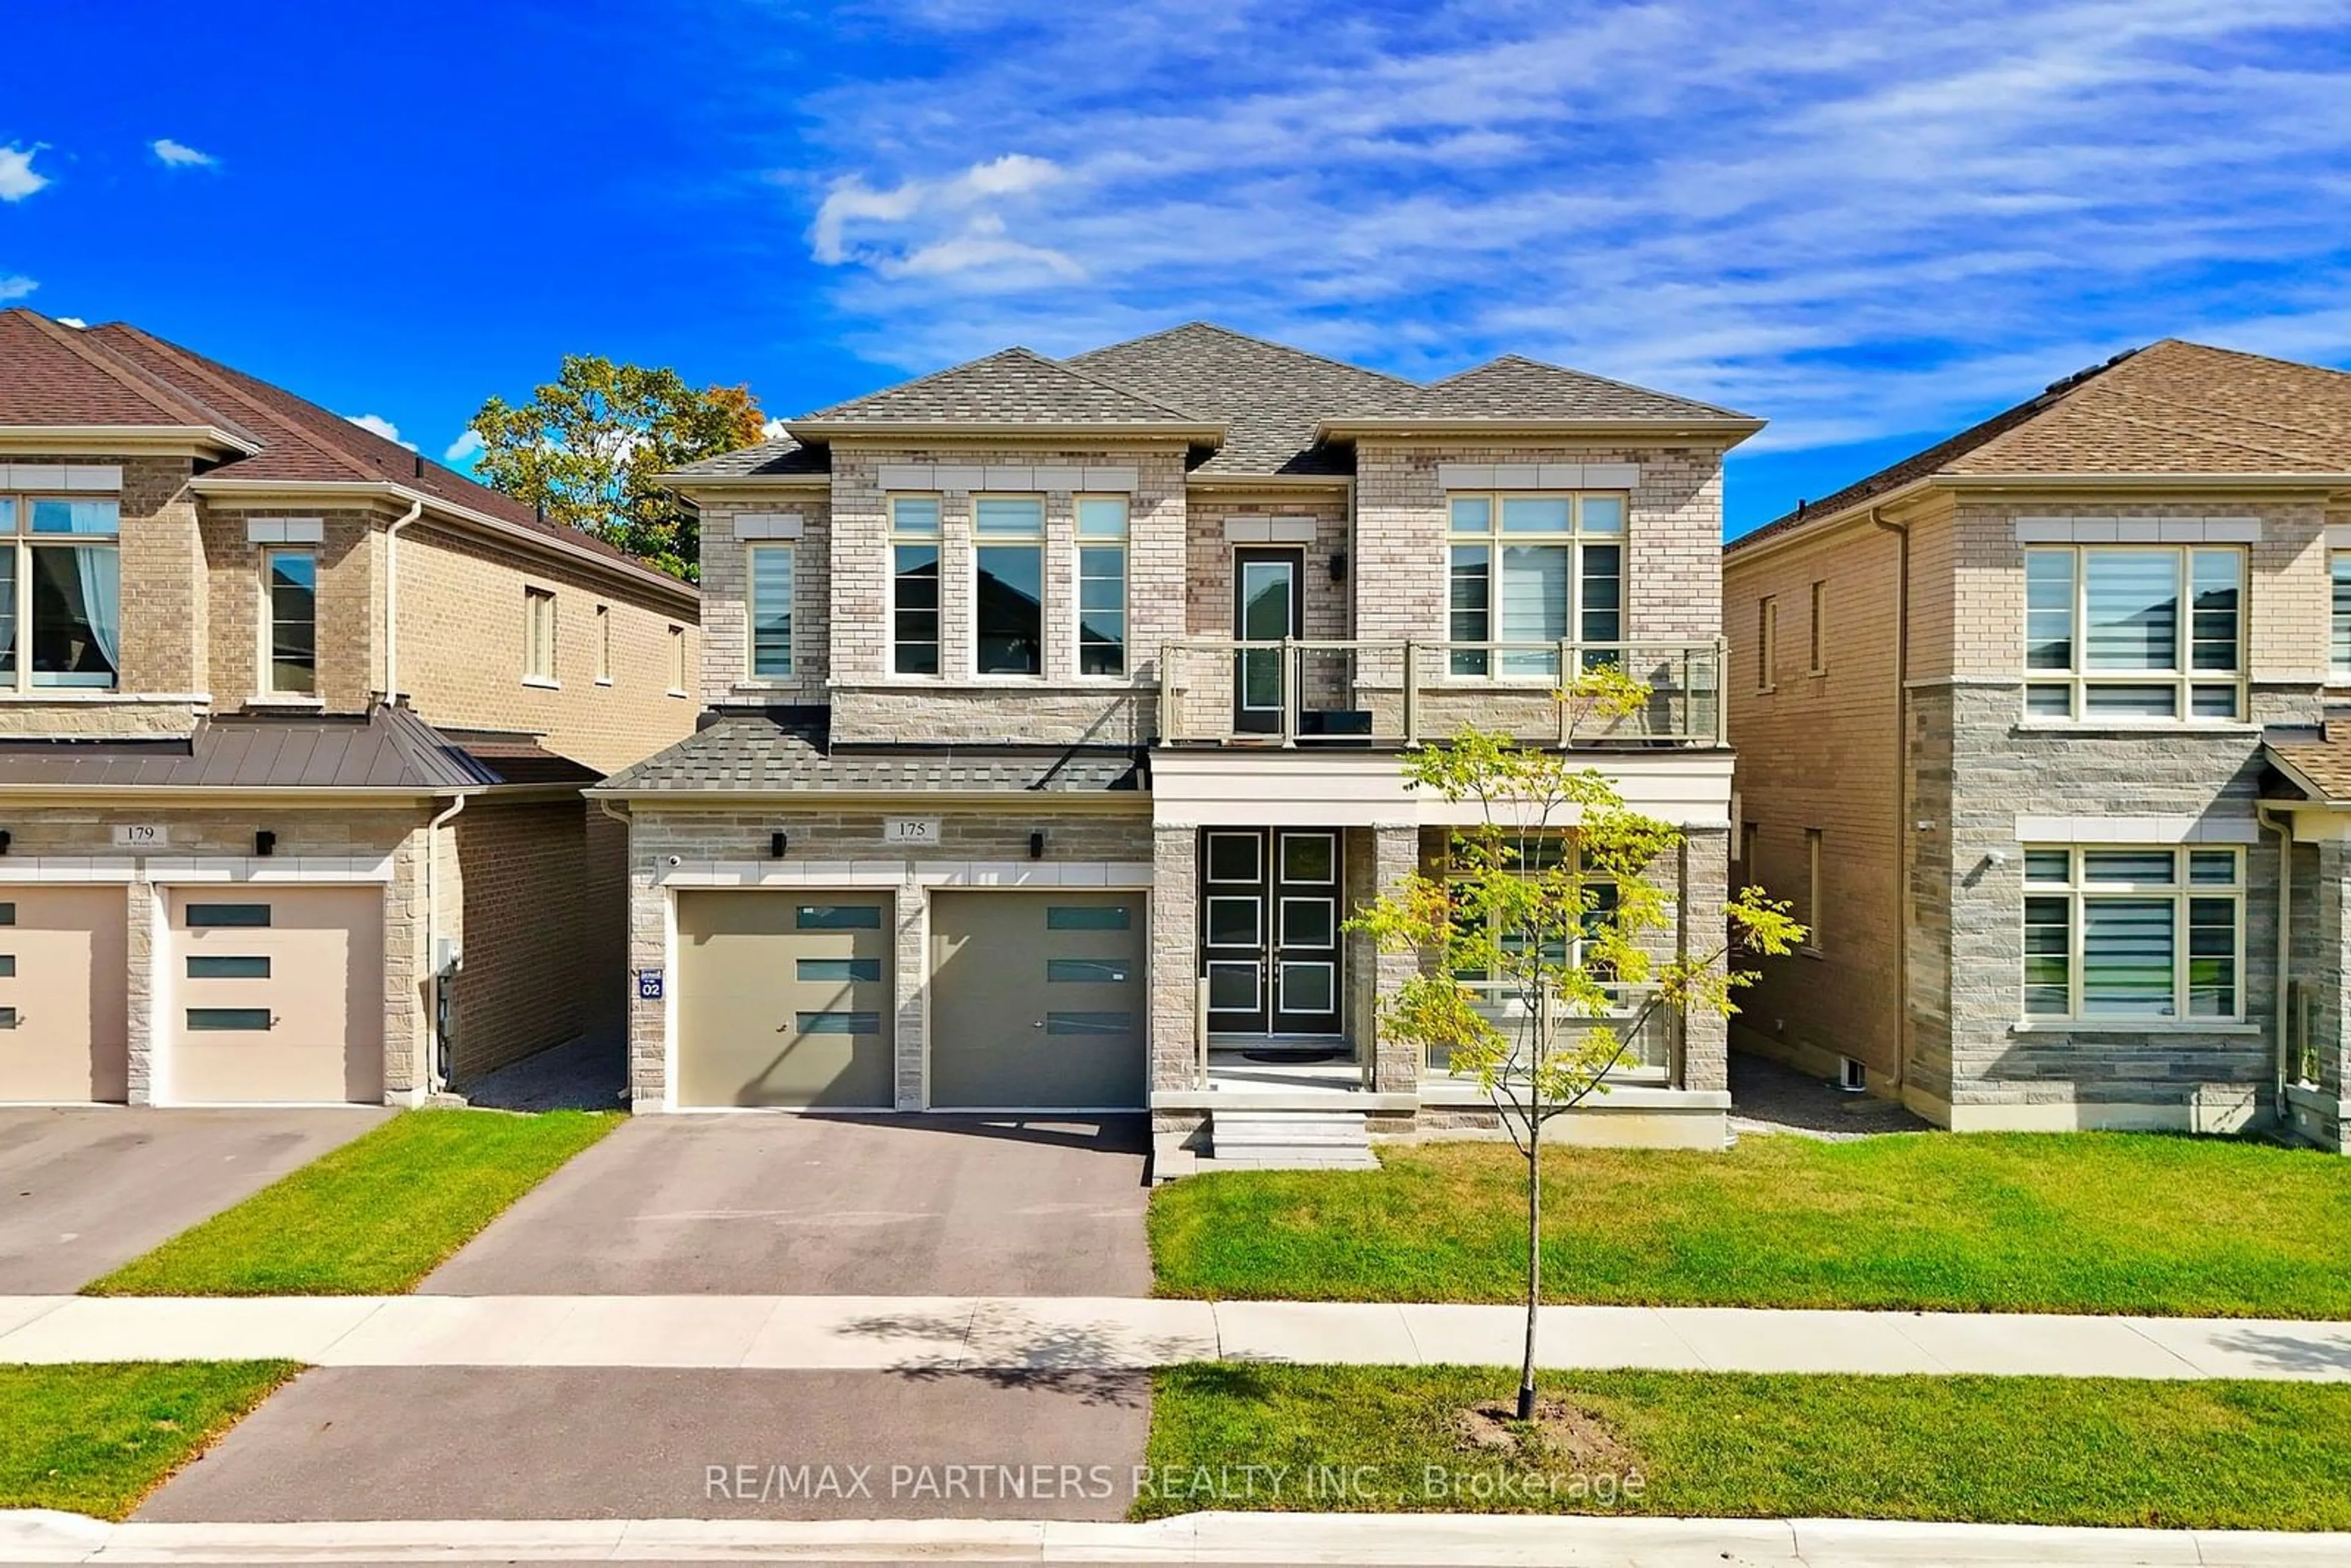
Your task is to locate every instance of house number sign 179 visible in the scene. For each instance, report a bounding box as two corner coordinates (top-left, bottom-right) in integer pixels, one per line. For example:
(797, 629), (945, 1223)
(883, 818), (940, 846)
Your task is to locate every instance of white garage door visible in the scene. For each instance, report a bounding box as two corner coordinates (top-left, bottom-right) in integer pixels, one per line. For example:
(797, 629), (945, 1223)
(165, 887), (385, 1105)
(0, 888), (130, 1103)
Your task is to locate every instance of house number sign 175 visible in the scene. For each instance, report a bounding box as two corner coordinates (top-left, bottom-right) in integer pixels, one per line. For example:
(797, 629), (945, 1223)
(883, 818), (940, 846)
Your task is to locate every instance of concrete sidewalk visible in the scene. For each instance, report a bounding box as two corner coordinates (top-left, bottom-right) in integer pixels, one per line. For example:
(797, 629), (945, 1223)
(4, 1294), (2349, 1378)
(5, 1509), (2349, 1565)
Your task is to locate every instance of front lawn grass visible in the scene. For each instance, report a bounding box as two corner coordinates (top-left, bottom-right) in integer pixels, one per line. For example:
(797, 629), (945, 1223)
(84, 1109), (618, 1296)
(1141, 1364), (2351, 1529)
(0, 1362), (297, 1520)
(1149, 1131), (2351, 1317)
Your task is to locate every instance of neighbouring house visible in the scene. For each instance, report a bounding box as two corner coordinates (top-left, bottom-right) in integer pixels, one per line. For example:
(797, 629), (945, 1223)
(0, 307), (700, 1107)
(596, 323), (1760, 1161)
(1724, 338), (2351, 1152)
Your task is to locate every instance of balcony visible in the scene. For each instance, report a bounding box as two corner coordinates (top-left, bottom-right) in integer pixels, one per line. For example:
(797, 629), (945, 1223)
(1155, 639), (1727, 748)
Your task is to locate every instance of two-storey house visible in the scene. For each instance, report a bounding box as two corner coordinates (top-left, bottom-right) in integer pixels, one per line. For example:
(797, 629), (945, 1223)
(0, 308), (699, 1107)
(1725, 339), (2351, 1152)
(598, 324), (1759, 1161)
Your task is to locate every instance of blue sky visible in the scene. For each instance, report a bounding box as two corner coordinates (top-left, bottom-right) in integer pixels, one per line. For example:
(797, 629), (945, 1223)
(6, 1), (2350, 535)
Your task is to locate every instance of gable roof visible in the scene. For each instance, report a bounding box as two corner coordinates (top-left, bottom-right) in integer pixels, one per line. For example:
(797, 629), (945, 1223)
(0, 308), (693, 601)
(1732, 339), (2351, 555)
(792, 347), (1218, 435)
(1393, 354), (1751, 424)
(1067, 323), (1419, 477)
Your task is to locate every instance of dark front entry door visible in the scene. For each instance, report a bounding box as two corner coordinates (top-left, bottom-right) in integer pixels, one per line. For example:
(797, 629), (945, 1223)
(1201, 828), (1343, 1035)
(1232, 549), (1303, 735)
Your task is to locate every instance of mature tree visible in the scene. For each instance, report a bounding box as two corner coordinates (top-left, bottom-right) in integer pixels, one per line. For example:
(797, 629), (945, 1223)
(463, 357), (768, 581)
(1348, 670), (1804, 1421)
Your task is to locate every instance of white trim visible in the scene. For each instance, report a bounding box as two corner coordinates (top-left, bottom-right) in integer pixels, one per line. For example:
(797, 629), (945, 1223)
(0, 857), (143, 882)
(144, 856), (399, 883)
(2012, 814), (2260, 845)
(244, 518), (325, 544)
(654, 860), (1154, 889)
(1221, 516), (1319, 545)
(2328, 523), (2351, 551)
(0, 463), (124, 492)
(935, 466), (984, 493)
(731, 512), (803, 541)
(876, 463), (1140, 495)
(2014, 516), (2263, 544)
(1437, 462), (1640, 491)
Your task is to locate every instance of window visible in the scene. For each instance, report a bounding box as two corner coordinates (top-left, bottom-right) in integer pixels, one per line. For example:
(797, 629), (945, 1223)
(188, 955), (271, 978)
(187, 903), (271, 929)
(1447, 833), (1621, 1010)
(523, 588), (557, 683)
(2022, 846), (2241, 1021)
(263, 548), (316, 696)
(1808, 580), (1826, 675)
(1757, 596), (1777, 690)
(796, 903), (882, 930)
(668, 625), (688, 693)
(973, 497), (1044, 677)
(796, 1011), (882, 1034)
(1446, 493), (1623, 677)
(1, 494), (121, 691)
(2332, 552), (2351, 676)
(890, 497), (941, 677)
(1076, 497), (1127, 677)
(594, 605), (612, 684)
(1802, 828), (1823, 952)
(2024, 547), (2243, 721)
(748, 544), (793, 679)
(187, 1008), (272, 1031)
(1046, 905), (1131, 931)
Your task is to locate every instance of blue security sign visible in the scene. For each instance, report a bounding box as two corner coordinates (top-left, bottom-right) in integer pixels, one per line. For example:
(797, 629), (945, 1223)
(637, 968), (665, 1001)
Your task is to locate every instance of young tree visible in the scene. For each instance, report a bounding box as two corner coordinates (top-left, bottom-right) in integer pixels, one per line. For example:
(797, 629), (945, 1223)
(1347, 670), (1804, 1421)
(463, 357), (768, 582)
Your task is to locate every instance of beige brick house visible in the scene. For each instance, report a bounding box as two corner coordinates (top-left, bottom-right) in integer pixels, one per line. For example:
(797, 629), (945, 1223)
(0, 307), (699, 1106)
(1725, 340), (2351, 1151)
(598, 324), (1759, 1159)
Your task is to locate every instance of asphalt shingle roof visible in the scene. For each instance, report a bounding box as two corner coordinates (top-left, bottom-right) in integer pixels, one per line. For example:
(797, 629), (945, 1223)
(1734, 339), (2351, 553)
(1397, 354), (1750, 423)
(0, 705), (590, 791)
(598, 711), (1145, 795)
(2267, 735), (2351, 805)
(800, 347), (1206, 429)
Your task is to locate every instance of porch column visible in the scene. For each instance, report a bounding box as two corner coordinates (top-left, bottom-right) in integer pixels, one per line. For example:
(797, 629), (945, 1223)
(1368, 820), (1422, 1093)
(1150, 825), (1201, 1093)
(1679, 824), (1731, 1093)
(2312, 838), (2351, 1151)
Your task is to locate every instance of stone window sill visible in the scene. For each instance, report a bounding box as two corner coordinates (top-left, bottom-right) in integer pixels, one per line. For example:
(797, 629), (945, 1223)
(2011, 722), (2260, 738)
(522, 676), (561, 691)
(246, 695), (324, 709)
(594, 677), (613, 688)
(2009, 1021), (2262, 1036)
(0, 691), (207, 704)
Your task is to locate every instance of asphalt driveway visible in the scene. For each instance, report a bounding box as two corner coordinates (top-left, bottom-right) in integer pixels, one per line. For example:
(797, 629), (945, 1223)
(424, 1114), (1152, 1297)
(138, 1367), (1148, 1522)
(0, 1106), (390, 1292)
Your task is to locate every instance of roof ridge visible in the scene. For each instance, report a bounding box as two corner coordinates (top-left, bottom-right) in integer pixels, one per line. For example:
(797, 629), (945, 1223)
(1022, 345), (1213, 421)
(2147, 336), (2351, 382)
(2, 309), (250, 432)
(1076, 321), (1420, 391)
(93, 323), (376, 481)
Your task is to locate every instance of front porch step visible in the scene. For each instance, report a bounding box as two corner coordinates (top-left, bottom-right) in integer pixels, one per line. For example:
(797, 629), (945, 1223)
(1207, 1107), (1379, 1170)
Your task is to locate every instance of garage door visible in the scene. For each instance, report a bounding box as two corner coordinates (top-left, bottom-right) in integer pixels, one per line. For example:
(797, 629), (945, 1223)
(930, 891), (1145, 1111)
(0, 888), (130, 1103)
(166, 887), (384, 1105)
(675, 892), (894, 1108)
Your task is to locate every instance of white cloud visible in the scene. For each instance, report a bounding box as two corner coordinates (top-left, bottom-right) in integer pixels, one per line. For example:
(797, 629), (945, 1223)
(151, 138), (219, 170)
(54, 316), (86, 328)
(0, 145), (48, 201)
(443, 429), (485, 463)
(762, 0), (2351, 451)
(344, 413), (416, 451)
(759, 417), (790, 440)
(0, 276), (35, 303)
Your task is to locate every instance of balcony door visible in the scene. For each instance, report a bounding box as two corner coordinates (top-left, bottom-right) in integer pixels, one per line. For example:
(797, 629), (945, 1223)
(1232, 549), (1303, 735)
(1202, 828), (1343, 1037)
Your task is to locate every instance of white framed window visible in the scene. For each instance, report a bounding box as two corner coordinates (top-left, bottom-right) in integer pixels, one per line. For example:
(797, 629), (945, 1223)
(523, 588), (557, 683)
(2024, 546), (2243, 721)
(1446, 833), (1622, 1004)
(2331, 552), (2351, 677)
(1076, 496), (1127, 678)
(747, 543), (793, 680)
(594, 604), (612, 685)
(1757, 595), (1777, 691)
(1, 495), (121, 692)
(261, 547), (317, 696)
(2022, 846), (2243, 1021)
(1446, 493), (1623, 678)
(1808, 580), (1826, 676)
(889, 495), (941, 677)
(667, 625), (687, 694)
(973, 496), (1044, 677)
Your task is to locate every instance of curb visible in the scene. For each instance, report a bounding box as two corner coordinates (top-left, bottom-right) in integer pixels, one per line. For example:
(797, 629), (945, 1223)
(4, 1510), (2350, 1564)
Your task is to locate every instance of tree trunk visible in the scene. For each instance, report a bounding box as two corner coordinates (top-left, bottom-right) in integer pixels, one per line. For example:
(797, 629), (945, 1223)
(1518, 1112), (1540, 1421)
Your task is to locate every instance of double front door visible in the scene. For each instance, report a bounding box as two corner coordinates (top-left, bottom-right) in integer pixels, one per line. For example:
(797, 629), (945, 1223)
(1201, 828), (1343, 1035)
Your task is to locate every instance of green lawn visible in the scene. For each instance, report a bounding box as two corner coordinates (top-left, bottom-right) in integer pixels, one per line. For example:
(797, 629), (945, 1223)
(85, 1109), (618, 1296)
(1149, 1131), (2351, 1317)
(0, 1362), (297, 1520)
(1141, 1364), (2351, 1528)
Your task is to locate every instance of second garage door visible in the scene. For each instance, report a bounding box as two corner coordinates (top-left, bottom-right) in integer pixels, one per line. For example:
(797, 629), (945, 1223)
(166, 886), (385, 1105)
(675, 892), (894, 1109)
(0, 888), (130, 1103)
(930, 891), (1146, 1111)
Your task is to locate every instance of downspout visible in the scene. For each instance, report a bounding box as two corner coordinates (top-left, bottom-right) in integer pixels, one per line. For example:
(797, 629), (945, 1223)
(2258, 803), (2293, 1124)
(382, 498), (424, 703)
(424, 791), (467, 1095)
(1870, 505), (1911, 1098)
